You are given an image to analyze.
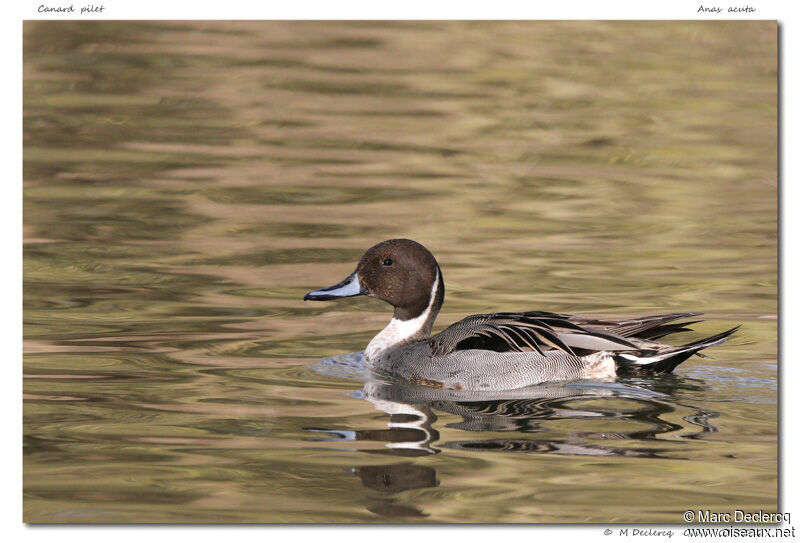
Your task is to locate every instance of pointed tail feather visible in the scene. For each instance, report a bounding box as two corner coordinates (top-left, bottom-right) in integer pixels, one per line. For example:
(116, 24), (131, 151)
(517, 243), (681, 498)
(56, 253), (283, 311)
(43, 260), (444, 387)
(615, 326), (740, 376)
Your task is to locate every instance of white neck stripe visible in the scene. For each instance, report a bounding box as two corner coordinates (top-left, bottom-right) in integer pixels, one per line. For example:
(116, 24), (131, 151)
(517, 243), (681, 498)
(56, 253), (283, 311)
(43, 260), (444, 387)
(364, 269), (439, 362)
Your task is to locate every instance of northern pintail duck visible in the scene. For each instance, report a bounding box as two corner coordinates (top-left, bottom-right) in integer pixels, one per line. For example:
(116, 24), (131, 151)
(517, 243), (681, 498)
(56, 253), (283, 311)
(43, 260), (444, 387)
(304, 239), (738, 391)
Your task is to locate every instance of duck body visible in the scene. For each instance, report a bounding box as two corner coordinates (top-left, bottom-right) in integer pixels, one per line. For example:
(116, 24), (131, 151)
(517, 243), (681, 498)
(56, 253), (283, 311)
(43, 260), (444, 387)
(305, 239), (738, 391)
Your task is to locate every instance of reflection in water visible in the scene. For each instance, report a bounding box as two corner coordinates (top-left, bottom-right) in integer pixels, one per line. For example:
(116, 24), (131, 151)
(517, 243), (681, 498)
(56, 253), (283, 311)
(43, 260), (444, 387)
(309, 353), (720, 516)
(351, 464), (438, 518)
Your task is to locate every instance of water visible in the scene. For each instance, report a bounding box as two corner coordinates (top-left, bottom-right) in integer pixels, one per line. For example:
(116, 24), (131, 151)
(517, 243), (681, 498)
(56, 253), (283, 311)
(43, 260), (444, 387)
(23, 21), (777, 523)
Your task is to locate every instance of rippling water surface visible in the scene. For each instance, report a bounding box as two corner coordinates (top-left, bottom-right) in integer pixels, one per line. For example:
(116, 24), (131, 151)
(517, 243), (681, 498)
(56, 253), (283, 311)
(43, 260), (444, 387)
(23, 21), (777, 523)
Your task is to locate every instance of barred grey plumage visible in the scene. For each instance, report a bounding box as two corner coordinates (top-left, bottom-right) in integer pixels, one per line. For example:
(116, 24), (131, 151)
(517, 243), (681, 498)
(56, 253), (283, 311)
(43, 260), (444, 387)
(381, 346), (590, 391)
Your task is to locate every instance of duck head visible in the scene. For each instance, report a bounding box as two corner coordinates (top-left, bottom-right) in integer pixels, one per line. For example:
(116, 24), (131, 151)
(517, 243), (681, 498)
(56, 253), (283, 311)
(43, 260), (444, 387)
(304, 238), (444, 327)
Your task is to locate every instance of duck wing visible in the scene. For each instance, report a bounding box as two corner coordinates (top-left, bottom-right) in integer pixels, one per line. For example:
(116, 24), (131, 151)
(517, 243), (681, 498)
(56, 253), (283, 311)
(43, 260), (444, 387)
(429, 311), (639, 357)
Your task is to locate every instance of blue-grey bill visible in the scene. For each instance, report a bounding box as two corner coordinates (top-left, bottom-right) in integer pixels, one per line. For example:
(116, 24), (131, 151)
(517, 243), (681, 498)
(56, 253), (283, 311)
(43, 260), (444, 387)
(304, 273), (366, 301)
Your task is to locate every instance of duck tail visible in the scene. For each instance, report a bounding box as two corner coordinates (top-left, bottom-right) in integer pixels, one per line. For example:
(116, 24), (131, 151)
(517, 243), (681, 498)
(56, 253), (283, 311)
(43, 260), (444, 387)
(614, 326), (740, 376)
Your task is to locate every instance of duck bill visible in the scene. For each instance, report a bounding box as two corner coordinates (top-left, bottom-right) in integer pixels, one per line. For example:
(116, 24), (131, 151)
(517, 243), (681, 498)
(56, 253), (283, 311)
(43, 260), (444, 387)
(304, 272), (366, 301)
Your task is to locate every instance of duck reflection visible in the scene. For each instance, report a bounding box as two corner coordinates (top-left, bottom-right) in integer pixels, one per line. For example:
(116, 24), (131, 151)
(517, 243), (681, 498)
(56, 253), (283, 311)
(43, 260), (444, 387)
(310, 354), (719, 456)
(308, 405), (439, 456)
(308, 353), (719, 517)
(350, 463), (438, 517)
(359, 378), (709, 456)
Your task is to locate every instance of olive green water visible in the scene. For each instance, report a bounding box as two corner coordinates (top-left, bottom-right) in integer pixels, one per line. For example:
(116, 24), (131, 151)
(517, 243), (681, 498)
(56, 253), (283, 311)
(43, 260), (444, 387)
(23, 21), (777, 523)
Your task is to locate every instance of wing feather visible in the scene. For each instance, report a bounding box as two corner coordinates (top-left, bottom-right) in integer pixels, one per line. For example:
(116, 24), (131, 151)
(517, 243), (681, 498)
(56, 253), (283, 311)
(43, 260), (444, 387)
(429, 311), (702, 357)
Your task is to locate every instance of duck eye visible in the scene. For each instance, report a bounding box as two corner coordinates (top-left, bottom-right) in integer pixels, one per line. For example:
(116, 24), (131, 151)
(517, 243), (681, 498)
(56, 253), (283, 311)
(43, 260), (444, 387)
(382, 258), (393, 266)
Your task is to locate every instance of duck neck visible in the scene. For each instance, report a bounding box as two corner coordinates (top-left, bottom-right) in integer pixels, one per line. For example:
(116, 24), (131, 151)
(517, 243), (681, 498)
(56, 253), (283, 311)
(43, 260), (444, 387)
(365, 267), (443, 362)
